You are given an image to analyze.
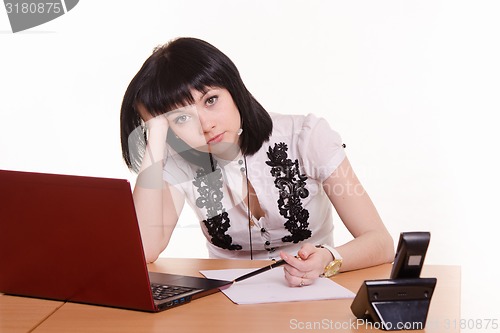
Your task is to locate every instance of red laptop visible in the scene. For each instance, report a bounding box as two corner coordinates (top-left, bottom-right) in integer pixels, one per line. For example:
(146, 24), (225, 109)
(0, 169), (231, 312)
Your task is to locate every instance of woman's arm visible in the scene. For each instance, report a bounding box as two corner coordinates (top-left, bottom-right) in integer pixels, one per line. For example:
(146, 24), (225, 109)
(322, 156), (394, 271)
(281, 156), (394, 286)
(132, 110), (185, 263)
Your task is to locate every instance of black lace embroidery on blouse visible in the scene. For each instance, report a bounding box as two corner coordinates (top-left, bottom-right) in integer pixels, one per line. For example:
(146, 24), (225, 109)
(266, 142), (312, 243)
(193, 161), (242, 251)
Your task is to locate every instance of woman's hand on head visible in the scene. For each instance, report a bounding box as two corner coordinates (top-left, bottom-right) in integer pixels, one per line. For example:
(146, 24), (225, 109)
(136, 104), (169, 133)
(279, 243), (333, 287)
(135, 105), (169, 172)
(145, 114), (169, 134)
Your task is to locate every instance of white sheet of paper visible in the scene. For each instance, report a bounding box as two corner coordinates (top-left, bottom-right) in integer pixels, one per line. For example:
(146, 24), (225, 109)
(200, 267), (356, 305)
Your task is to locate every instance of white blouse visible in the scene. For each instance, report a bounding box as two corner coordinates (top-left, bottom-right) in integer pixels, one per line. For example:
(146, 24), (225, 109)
(163, 113), (346, 260)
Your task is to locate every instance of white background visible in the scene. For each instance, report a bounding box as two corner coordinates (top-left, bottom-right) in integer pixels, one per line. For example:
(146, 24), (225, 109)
(1, 1), (499, 330)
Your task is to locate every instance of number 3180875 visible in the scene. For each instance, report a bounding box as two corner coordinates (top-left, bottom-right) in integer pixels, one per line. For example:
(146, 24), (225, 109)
(445, 318), (499, 330)
(5, 2), (62, 14)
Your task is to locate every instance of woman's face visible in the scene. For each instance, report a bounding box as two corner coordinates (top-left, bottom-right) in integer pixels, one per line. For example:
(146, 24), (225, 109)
(165, 87), (242, 158)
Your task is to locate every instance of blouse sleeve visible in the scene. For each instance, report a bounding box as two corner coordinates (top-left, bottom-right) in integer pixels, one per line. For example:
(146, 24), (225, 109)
(297, 113), (346, 182)
(162, 147), (193, 187)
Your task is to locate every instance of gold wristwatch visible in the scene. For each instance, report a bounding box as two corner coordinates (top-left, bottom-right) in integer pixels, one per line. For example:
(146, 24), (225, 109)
(317, 244), (343, 278)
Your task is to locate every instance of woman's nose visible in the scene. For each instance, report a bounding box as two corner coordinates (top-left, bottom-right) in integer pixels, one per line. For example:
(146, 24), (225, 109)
(198, 110), (215, 133)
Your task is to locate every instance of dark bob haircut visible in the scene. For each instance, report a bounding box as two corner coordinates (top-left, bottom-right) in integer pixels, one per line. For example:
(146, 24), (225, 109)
(120, 37), (273, 172)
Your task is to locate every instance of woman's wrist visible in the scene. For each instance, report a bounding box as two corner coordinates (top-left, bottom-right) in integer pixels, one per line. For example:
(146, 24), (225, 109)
(316, 244), (343, 267)
(316, 244), (344, 277)
(313, 246), (333, 271)
(138, 126), (168, 175)
(143, 118), (169, 160)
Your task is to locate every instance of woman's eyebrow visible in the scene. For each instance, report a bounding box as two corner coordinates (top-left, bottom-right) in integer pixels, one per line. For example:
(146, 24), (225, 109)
(165, 105), (196, 118)
(197, 87), (218, 101)
(166, 109), (184, 117)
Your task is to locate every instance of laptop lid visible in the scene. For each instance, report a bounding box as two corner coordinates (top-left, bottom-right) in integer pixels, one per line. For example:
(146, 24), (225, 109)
(0, 169), (229, 312)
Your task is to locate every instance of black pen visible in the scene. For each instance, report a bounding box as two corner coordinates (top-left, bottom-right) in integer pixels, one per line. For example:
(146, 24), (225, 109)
(233, 259), (287, 283)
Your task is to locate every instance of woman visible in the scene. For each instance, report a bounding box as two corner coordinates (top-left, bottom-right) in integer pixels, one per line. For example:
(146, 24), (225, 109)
(120, 37), (394, 287)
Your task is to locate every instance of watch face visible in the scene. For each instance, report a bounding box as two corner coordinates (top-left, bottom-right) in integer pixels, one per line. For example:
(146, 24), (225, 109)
(325, 260), (342, 277)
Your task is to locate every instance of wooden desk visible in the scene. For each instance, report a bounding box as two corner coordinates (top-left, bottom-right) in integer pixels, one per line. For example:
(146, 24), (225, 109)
(23, 259), (460, 333)
(0, 294), (63, 333)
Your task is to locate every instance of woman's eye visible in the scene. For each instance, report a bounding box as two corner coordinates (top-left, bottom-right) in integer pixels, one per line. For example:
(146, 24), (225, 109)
(206, 95), (218, 106)
(174, 114), (191, 124)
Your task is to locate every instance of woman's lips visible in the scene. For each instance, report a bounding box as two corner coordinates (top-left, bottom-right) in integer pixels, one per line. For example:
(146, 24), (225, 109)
(207, 133), (224, 144)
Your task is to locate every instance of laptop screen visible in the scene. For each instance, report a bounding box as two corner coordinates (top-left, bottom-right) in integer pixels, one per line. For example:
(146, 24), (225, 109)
(0, 170), (156, 311)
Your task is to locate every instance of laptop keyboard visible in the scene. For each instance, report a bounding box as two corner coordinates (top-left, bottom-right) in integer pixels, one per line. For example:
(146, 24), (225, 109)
(151, 283), (196, 301)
